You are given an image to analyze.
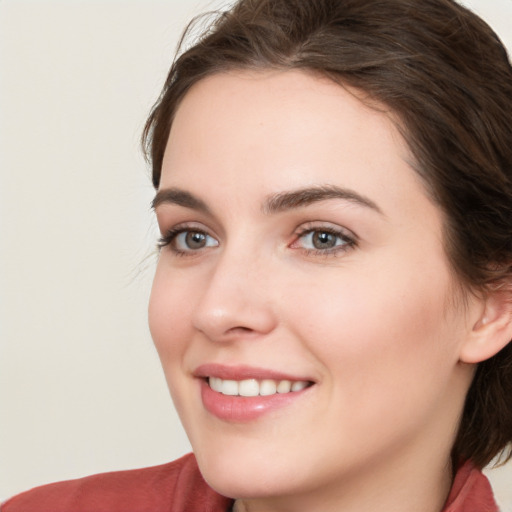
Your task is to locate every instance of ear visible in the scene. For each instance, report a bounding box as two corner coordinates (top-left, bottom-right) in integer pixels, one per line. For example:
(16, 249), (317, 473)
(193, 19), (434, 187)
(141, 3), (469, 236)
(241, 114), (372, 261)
(459, 280), (512, 364)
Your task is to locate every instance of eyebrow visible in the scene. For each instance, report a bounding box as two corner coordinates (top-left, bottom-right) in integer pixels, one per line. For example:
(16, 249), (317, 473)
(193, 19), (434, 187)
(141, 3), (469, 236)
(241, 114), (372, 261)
(152, 185), (382, 216)
(152, 188), (211, 214)
(263, 185), (383, 215)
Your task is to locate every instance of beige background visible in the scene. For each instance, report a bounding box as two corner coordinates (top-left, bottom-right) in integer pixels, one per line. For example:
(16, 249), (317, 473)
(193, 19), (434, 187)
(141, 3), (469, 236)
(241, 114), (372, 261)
(1, 0), (511, 507)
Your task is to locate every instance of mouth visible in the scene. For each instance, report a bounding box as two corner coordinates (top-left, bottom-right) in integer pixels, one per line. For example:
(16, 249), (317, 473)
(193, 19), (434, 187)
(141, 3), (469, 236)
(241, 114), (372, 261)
(208, 377), (312, 396)
(194, 364), (315, 422)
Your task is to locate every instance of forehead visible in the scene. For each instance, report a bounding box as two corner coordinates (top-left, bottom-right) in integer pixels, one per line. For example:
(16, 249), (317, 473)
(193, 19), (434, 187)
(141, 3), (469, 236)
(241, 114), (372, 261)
(170, 69), (401, 151)
(161, 69), (435, 224)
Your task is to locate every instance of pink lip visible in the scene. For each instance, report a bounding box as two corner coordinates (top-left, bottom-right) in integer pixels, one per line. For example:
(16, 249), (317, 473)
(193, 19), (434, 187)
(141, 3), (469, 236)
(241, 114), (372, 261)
(194, 363), (311, 382)
(194, 364), (314, 423)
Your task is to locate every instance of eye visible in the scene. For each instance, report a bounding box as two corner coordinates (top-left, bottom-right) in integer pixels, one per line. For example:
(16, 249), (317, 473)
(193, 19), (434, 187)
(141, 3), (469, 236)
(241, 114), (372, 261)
(292, 226), (356, 255)
(175, 231), (216, 250)
(304, 231), (340, 250)
(158, 227), (219, 255)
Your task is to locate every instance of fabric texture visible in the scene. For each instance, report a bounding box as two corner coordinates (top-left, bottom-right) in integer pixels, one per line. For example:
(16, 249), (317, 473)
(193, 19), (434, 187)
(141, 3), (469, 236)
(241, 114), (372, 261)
(1, 453), (498, 512)
(1, 454), (232, 512)
(443, 461), (499, 512)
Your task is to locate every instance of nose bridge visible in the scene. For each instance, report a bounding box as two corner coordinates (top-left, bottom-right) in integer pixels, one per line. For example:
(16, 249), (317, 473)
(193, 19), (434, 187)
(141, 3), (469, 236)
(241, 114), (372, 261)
(192, 238), (277, 340)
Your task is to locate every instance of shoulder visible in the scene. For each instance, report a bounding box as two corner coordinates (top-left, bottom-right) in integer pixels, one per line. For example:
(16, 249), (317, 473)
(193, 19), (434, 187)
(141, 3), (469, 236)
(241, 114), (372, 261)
(1, 453), (233, 512)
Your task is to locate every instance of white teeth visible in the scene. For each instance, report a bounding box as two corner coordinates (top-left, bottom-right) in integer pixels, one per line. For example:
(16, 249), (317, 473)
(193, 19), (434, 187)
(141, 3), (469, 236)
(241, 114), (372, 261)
(277, 380), (292, 393)
(259, 379), (277, 396)
(238, 379), (260, 397)
(208, 377), (310, 396)
(291, 380), (308, 392)
(221, 379), (239, 396)
(210, 376), (223, 393)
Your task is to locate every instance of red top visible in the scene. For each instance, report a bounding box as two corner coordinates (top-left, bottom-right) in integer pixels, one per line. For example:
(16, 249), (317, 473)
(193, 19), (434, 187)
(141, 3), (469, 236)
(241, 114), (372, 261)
(1, 453), (498, 512)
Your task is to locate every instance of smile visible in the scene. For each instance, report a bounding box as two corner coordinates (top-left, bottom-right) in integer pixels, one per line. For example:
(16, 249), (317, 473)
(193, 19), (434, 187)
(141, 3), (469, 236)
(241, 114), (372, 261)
(208, 377), (311, 396)
(195, 365), (315, 422)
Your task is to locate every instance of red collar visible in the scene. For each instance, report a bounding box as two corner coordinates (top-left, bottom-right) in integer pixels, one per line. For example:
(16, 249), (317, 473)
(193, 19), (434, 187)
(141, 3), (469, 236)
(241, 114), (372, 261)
(442, 460), (498, 512)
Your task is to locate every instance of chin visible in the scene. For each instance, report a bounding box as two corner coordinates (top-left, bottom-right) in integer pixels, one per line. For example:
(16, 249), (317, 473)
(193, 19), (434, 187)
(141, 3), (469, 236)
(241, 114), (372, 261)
(200, 464), (289, 500)
(193, 445), (300, 499)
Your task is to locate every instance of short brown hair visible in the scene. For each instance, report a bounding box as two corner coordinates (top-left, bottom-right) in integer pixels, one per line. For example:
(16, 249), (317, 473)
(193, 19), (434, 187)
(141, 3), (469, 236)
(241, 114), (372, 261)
(143, 0), (512, 468)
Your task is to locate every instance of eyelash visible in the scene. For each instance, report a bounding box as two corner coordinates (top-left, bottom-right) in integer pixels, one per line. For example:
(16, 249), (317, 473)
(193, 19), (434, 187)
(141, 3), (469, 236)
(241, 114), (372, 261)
(157, 224), (357, 257)
(292, 225), (357, 256)
(157, 226), (217, 257)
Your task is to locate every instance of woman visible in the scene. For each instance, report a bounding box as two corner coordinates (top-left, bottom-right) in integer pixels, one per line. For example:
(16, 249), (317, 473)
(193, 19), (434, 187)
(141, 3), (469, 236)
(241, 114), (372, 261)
(3, 0), (511, 510)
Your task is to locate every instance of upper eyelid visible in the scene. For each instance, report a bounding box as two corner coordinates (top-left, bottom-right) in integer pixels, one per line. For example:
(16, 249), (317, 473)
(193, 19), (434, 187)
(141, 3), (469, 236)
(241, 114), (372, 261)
(153, 203), (219, 234)
(294, 221), (357, 238)
(158, 220), (215, 236)
(158, 220), (357, 238)
(156, 212), (223, 238)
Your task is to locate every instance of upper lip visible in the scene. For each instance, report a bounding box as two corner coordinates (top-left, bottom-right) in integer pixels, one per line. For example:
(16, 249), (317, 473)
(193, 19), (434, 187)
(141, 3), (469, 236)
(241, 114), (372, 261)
(194, 363), (314, 382)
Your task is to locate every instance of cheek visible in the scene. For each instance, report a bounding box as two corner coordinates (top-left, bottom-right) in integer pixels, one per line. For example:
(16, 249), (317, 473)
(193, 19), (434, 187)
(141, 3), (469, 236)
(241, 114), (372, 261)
(286, 258), (459, 400)
(148, 264), (192, 363)
(287, 271), (463, 457)
(148, 265), (200, 423)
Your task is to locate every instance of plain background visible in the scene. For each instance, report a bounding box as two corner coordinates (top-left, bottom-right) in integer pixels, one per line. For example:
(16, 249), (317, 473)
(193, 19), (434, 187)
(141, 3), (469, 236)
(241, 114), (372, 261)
(1, 0), (511, 507)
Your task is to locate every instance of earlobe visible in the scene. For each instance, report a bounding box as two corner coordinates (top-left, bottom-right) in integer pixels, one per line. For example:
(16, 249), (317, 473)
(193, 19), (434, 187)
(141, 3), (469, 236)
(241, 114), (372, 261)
(459, 281), (512, 364)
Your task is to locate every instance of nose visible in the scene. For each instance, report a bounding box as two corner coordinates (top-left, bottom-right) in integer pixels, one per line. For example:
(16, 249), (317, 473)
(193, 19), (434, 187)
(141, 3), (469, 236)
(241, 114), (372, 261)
(191, 248), (278, 342)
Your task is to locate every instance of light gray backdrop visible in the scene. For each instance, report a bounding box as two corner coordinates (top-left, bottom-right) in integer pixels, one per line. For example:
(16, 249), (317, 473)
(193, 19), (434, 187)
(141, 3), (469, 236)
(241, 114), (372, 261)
(1, 0), (511, 507)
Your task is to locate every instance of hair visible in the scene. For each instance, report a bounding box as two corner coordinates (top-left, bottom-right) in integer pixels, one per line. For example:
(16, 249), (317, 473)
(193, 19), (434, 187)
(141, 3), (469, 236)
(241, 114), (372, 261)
(143, 0), (512, 469)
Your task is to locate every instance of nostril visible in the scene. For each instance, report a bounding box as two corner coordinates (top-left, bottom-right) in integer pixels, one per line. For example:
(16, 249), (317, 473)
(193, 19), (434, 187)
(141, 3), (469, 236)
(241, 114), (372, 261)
(229, 326), (253, 333)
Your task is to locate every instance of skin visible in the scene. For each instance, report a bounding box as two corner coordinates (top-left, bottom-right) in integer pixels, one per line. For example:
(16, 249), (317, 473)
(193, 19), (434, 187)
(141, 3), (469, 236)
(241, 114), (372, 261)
(149, 70), (485, 512)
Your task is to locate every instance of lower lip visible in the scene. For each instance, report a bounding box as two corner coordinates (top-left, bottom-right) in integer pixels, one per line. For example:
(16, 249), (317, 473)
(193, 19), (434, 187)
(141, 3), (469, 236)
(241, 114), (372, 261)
(200, 379), (311, 422)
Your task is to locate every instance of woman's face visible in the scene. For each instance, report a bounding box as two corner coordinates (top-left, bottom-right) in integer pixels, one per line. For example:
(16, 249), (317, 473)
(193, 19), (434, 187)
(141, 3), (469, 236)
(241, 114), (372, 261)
(149, 70), (476, 504)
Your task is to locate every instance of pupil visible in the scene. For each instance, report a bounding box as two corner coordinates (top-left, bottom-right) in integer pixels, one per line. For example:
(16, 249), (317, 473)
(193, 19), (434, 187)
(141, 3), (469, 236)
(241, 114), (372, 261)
(313, 231), (335, 249)
(186, 231), (206, 249)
